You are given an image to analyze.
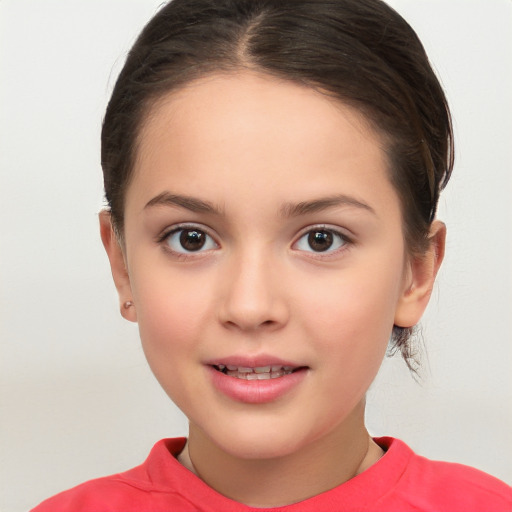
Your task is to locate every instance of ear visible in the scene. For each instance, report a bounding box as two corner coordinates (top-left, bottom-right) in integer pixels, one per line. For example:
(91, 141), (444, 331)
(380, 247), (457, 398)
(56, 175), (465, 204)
(394, 220), (446, 328)
(99, 210), (137, 322)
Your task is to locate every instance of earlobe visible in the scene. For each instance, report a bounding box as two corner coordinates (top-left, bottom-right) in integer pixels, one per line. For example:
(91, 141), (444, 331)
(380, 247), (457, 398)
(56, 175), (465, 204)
(394, 220), (446, 328)
(99, 211), (137, 323)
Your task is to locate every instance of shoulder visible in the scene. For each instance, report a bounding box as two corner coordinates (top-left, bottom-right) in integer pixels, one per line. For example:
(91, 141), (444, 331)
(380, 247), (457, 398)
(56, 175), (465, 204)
(30, 438), (195, 512)
(30, 474), (148, 512)
(378, 437), (512, 512)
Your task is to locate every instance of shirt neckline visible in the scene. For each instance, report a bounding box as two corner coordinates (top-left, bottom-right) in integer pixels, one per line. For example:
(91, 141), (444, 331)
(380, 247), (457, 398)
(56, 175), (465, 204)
(134, 436), (412, 511)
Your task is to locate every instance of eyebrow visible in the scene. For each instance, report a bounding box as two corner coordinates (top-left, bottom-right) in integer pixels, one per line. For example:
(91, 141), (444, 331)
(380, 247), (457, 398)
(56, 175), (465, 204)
(144, 191), (375, 218)
(280, 195), (376, 217)
(144, 192), (223, 215)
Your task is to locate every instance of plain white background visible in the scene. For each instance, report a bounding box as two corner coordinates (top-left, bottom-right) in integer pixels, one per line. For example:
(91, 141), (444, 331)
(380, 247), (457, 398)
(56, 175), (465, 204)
(1, 1), (511, 510)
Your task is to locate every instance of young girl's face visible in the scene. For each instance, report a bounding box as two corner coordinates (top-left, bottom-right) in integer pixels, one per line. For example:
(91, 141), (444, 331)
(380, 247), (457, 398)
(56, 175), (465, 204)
(108, 72), (432, 460)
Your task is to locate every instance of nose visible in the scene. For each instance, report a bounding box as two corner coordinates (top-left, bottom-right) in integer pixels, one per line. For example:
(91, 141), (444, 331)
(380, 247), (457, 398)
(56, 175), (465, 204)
(217, 248), (289, 332)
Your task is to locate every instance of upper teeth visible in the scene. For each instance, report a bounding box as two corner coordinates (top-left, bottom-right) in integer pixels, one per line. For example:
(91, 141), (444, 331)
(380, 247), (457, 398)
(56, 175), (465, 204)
(219, 365), (294, 373)
(216, 364), (296, 380)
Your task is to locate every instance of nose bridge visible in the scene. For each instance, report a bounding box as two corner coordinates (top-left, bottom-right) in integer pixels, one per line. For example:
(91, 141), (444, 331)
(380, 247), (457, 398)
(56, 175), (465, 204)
(219, 241), (287, 331)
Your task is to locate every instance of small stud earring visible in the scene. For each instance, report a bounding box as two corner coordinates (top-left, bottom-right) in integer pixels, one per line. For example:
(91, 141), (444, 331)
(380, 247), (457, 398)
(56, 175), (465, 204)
(123, 300), (134, 309)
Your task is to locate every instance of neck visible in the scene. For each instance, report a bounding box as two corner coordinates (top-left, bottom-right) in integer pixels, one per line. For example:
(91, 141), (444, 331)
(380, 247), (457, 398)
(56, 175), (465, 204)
(178, 401), (384, 508)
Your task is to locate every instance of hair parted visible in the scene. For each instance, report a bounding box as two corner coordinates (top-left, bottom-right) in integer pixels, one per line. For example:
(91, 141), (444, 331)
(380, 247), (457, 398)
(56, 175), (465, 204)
(101, 0), (454, 370)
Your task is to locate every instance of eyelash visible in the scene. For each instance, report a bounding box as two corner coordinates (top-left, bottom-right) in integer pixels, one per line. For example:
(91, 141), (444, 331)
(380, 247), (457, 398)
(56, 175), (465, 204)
(157, 224), (219, 258)
(156, 224), (352, 259)
(292, 225), (352, 257)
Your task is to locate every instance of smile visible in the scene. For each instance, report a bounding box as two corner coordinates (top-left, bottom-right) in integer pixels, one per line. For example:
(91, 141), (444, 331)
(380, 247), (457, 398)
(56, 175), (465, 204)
(208, 363), (308, 403)
(214, 364), (297, 380)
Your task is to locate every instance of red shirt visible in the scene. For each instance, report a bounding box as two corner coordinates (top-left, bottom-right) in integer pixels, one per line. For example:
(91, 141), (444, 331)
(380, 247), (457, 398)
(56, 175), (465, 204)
(31, 437), (512, 511)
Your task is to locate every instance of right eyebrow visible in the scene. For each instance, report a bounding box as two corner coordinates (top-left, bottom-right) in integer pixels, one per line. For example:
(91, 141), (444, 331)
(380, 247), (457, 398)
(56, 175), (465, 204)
(144, 192), (223, 215)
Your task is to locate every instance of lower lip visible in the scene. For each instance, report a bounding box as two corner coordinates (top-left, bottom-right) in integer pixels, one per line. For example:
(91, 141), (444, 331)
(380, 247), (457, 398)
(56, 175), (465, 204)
(207, 366), (308, 404)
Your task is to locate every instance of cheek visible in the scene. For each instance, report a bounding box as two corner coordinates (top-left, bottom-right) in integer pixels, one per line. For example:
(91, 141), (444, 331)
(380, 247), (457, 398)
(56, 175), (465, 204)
(130, 265), (216, 408)
(129, 260), (215, 356)
(304, 260), (401, 324)
(298, 257), (403, 368)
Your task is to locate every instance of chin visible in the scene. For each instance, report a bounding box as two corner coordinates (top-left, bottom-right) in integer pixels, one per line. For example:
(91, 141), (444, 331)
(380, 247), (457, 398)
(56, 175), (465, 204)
(221, 433), (305, 461)
(198, 414), (323, 461)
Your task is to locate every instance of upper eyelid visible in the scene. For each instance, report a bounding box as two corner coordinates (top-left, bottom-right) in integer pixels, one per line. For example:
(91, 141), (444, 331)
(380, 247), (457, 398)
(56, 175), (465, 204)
(156, 222), (219, 242)
(293, 224), (353, 241)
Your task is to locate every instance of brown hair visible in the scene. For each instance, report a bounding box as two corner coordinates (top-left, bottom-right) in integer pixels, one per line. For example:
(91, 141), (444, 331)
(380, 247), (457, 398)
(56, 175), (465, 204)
(101, 0), (453, 369)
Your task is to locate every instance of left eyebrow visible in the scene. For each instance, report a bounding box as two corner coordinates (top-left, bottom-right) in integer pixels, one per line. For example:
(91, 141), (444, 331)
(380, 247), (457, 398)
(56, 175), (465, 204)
(280, 194), (376, 218)
(144, 192), (223, 215)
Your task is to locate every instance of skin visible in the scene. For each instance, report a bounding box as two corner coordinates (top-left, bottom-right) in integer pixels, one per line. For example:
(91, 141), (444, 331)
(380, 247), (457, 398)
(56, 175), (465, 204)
(100, 72), (445, 507)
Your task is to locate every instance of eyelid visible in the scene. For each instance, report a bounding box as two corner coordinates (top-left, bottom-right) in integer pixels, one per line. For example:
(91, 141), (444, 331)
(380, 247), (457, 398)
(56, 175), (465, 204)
(156, 222), (217, 242)
(156, 222), (220, 256)
(292, 224), (353, 255)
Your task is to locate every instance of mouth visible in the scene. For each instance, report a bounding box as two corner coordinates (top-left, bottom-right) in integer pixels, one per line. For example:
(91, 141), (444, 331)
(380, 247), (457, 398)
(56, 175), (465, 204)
(212, 364), (305, 380)
(208, 360), (309, 403)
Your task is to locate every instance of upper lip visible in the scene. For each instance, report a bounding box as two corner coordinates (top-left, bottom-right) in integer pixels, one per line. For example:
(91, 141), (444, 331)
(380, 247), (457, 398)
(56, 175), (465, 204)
(205, 354), (305, 369)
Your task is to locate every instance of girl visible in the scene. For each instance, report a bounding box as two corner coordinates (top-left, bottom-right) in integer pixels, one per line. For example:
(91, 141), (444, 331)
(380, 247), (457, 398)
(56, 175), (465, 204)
(30, 0), (511, 510)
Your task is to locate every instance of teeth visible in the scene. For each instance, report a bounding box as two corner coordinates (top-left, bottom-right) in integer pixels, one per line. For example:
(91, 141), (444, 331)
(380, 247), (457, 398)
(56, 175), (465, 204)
(215, 364), (300, 380)
(221, 365), (292, 373)
(254, 366), (271, 373)
(223, 368), (295, 379)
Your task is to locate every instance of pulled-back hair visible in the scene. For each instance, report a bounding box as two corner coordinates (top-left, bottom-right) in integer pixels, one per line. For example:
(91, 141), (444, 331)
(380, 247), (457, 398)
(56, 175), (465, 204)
(101, 0), (453, 369)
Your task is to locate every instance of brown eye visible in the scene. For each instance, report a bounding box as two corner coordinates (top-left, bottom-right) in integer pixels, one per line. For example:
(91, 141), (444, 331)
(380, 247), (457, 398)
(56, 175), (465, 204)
(307, 230), (333, 252)
(180, 229), (206, 251)
(164, 227), (217, 253)
(294, 228), (348, 254)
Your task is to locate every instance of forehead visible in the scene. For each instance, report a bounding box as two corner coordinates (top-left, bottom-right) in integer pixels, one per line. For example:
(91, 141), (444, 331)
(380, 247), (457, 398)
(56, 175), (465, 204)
(139, 72), (383, 159)
(128, 71), (398, 217)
